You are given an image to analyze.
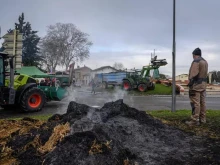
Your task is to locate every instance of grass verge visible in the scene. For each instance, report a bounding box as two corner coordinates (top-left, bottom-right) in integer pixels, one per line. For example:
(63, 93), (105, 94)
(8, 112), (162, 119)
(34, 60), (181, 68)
(104, 84), (172, 95)
(147, 110), (220, 139)
(129, 84), (172, 95)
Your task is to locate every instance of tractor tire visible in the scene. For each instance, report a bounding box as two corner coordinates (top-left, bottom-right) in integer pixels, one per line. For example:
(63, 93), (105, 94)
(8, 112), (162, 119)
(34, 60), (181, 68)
(20, 87), (46, 112)
(122, 80), (131, 91)
(138, 84), (147, 92)
(148, 83), (155, 90)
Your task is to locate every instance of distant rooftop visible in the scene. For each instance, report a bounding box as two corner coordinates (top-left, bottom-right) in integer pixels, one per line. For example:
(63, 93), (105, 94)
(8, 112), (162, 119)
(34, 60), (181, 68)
(74, 65), (92, 71)
(92, 66), (118, 72)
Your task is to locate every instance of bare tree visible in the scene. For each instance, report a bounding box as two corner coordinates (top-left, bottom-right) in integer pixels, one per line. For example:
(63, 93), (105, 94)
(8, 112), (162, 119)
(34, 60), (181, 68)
(40, 36), (61, 72)
(40, 23), (92, 71)
(113, 62), (124, 70)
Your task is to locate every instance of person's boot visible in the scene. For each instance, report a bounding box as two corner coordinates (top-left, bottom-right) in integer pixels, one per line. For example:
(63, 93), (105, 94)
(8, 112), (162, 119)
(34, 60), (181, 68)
(200, 119), (206, 124)
(185, 120), (200, 126)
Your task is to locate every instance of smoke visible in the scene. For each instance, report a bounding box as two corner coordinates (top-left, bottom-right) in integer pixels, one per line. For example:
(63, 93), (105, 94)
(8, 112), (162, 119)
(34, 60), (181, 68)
(108, 86), (136, 108)
(109, 86), (128, 102)
(56, 85), (135, 114)
(66, 86), (77, 102)
(127, 94), (135, 108)
(55, 86), (77, 115)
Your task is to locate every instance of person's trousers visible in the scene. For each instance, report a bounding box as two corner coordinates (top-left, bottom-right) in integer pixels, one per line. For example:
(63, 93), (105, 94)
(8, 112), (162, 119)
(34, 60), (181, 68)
(189, 90), (206, 122)
(92, 87), (95, 93)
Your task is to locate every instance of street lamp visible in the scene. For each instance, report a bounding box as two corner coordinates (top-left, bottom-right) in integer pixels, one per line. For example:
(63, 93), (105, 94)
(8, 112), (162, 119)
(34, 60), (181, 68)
(172, 0), (176, 112)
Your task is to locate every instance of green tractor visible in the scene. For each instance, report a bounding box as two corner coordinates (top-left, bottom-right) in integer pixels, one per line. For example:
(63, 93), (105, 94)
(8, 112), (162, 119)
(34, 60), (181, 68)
(0, 52), (74, 111)
(122, 55), (167, 92)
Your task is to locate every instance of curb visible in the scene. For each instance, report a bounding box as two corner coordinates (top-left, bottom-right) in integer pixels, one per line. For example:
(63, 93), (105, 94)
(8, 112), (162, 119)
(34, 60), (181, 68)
(152, 95), (220, 98)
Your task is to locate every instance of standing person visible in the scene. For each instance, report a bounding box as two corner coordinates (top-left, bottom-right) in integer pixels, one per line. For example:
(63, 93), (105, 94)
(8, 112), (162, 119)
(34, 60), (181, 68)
(91, 79), (96, 94)
(186, 48), (208, 126)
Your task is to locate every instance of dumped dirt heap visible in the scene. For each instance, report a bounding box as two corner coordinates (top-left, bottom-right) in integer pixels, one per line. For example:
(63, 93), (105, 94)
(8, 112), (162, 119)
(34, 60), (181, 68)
(0, 99), (220, 165)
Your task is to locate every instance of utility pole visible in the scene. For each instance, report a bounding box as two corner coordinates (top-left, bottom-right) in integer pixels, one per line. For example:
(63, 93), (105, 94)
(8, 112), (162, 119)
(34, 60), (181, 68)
(172, 0), (176, 112)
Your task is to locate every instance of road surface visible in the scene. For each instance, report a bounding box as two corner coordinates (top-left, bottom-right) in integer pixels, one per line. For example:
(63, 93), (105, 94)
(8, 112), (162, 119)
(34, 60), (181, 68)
(0, 88), (219, 119)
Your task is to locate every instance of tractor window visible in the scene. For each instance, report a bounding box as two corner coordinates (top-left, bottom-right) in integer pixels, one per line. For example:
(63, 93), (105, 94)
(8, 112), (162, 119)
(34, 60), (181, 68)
(0, 57), (3, 86)
(142, 70), (147, 78)
(150, 70), (154, 77)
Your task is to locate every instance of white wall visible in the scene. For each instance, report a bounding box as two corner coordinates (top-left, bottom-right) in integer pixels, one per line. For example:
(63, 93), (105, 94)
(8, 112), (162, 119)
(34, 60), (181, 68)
(83, 75), (91, 85)
(176, 74), (188, 81)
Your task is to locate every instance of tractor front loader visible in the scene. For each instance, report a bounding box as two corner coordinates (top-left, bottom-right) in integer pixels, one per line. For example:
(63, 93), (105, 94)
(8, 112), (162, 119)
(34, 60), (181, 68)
(0, 52), (46, 111)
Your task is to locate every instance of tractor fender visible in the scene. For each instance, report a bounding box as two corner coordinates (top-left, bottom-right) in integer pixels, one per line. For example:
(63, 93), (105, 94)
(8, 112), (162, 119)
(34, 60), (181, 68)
(122, 78), (135, 86)
(139, 77), (151, 84)
(138, 80), (147, 84)
(16, 83), (37, 103)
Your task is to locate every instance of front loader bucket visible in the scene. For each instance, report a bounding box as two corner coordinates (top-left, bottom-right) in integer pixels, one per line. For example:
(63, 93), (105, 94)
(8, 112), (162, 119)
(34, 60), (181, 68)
(38, 86), (68, 101)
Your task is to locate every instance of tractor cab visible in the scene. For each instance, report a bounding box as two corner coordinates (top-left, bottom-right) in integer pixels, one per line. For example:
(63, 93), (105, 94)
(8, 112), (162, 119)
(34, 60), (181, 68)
(126, 69), (141, 80)
(0, 52), (11, 87)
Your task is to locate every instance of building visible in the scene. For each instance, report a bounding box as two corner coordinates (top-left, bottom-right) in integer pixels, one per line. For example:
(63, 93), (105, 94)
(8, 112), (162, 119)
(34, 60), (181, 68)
(74, 65), (92, 85)
(90, 66), (118, 79)
(175, 74), (188, 82)
(83, 73), (91, 86)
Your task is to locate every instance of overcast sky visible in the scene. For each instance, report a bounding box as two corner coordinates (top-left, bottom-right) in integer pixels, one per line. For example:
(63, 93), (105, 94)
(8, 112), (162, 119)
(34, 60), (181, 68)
(1, 0), (219, 76)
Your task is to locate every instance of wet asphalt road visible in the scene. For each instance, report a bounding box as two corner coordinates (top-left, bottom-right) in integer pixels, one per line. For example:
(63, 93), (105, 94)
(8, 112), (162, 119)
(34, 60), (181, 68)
(0, 87), (220, 119)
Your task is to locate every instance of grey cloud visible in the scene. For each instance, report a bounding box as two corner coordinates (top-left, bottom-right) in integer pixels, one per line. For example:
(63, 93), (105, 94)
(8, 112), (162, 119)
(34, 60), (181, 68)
(1, 0), (220, 76)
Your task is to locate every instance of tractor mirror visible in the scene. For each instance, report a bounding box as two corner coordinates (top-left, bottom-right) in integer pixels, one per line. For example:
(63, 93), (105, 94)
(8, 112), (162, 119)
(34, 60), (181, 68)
(9, 59), (13, 69)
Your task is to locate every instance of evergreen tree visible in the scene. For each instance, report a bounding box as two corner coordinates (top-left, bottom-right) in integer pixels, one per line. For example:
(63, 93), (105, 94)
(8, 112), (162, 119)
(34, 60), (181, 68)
(5, 13), (42, 66)
(19, 22), (42, 66)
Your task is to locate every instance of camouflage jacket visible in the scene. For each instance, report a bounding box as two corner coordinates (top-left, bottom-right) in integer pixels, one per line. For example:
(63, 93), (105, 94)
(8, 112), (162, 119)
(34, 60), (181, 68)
(188, 56), (208, 91)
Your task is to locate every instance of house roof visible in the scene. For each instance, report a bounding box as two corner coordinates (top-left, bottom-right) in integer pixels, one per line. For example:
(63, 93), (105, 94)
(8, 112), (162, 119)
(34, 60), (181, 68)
(74, 65), (92, 71)
(92, 66), (118, 72)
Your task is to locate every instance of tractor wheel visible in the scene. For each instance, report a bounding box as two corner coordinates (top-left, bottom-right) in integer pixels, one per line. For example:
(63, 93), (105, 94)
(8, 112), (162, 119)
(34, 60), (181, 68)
(138, 84), (147, 92)
(20, 87), (46, 112)
(122, 80), (131, 90)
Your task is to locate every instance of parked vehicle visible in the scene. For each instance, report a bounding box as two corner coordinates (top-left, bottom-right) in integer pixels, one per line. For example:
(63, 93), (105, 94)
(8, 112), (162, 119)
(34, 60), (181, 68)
(0, 52), (74, 111)
(96, 54), (167, 92)
(96, 72), (127, 88)
(122, 55), (167, 92)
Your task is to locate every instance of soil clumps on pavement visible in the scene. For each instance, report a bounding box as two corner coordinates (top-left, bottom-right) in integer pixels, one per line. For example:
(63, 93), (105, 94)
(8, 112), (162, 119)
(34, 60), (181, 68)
(0, 99), (219, 165)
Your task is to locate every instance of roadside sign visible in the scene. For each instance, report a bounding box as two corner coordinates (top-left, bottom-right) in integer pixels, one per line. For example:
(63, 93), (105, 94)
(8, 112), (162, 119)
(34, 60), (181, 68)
(2, 33), (22, 41)
(1, 30), (23, 69)
(4, 49), (22, 55)
(2, 41), (22, 48)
